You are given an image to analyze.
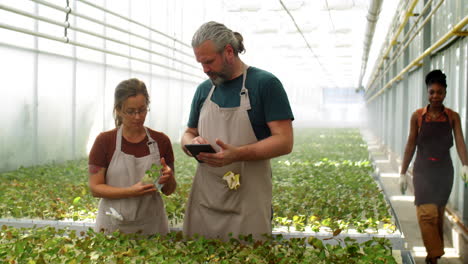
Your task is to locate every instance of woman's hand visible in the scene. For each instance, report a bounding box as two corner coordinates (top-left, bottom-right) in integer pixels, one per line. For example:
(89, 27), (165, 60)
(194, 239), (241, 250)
(462, 165), (468, 183)
(158, 157), (176, 195)
(128, 182), (156, 196)
(399, 173), (408, 194)
(158, 157), (173, 184)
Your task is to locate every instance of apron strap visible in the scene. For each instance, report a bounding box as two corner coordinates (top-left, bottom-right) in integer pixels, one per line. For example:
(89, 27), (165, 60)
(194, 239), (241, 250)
(144, 127), (158, 154)
(240, 64), (251, 110)
(117, 126), (158, 155)
(207, 84), (216, 101)
(206, 63), (251, 110)
(116, 126), (123, 151)
(419, 105), (452, 132)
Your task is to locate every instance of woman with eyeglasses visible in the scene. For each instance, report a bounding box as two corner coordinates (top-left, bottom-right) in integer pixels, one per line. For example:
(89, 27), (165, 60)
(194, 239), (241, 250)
(88, 78), (176, 235)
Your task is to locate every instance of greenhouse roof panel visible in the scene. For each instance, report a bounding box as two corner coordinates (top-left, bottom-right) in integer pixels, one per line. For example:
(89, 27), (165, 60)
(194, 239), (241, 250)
(208, 0), (397, 90)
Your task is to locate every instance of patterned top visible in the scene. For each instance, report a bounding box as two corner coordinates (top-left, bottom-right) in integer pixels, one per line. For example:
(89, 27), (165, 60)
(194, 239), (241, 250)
(416, 104), (454, 130)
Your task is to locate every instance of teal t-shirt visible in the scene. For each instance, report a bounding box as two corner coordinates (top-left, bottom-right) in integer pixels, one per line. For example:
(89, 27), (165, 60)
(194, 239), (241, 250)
(187, 67), (294, 140)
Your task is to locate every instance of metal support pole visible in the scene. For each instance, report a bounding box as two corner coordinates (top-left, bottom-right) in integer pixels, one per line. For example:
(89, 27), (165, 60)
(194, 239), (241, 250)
(401, 22), (410, 158)
(464, 43), (468, 225)
(71, 0), (77, 159)
(33, 2), (39, 165)
(421, 0), (432, 106)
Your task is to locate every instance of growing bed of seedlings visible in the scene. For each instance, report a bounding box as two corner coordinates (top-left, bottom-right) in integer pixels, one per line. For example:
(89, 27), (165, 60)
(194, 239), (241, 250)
(0, 225), (397, 264)
(0, 128), (399, 263)
(0, 128), (396, 234)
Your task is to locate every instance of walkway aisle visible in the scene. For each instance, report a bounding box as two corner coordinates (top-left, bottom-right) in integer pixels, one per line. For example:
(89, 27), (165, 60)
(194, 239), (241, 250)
(362, 130), (464, 264)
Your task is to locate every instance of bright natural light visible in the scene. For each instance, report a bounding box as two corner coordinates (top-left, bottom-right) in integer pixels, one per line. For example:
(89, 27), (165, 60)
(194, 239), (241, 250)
(0, 1), (466, 263)
(374, 159), (391, 164)
(412, 247), (459, 258)
(380, 173), (400, 178)
(390, 196), (415, 202)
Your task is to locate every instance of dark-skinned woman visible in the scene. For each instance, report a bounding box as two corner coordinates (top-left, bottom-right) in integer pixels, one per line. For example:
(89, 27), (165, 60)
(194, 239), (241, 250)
(399, 70), (468, 264)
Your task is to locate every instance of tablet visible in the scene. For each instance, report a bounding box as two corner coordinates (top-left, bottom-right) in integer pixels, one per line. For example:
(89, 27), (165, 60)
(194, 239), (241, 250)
(184, 144), (216, 163)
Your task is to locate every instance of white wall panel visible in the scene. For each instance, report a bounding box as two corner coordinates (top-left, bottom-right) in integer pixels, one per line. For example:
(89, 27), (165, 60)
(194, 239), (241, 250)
(0, 47), (36, 171)
(36, 54), (73, 163)
(76, 62), (104, 156)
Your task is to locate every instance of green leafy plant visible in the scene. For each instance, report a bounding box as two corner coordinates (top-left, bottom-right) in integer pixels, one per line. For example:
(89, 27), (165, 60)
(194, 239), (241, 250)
(0, 160), (96, 221)
(0, 225), (396, 263)
(141, 164), (163, 184)
(0, 128), (396, 234)
(270, 129), (395, 233)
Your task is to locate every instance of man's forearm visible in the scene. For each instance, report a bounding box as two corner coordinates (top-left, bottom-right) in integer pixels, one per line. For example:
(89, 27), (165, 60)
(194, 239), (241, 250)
(181, 132), (196, 145)
(237, 134), (293, 161)
(181, 130), (198, 155)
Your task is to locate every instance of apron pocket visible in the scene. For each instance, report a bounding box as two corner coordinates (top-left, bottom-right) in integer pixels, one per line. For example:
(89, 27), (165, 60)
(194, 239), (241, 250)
(109, 215), (150, 226)
(102, 196), (150, 223)
(199, 188), (241, 214)
(100, 195), (166, 234)
(198, 163), (243, 214)
(118, 197), (142, 222)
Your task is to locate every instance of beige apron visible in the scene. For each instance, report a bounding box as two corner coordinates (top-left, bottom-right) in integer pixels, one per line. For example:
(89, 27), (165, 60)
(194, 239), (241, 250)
(183, 65), (272, 241)
(94, 126), (169, 235)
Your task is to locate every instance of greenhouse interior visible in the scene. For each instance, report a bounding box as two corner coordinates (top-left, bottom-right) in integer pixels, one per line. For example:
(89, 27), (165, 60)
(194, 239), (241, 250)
(0, 0), (467, 263)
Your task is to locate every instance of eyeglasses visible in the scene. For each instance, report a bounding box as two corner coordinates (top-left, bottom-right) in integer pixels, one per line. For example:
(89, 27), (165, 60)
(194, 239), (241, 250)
(123, 108), (150, 117)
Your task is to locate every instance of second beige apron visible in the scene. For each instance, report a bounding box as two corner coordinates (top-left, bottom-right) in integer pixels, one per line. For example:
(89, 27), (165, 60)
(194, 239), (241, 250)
(183, 66), (272, 241)
(94, 126), (169, 235)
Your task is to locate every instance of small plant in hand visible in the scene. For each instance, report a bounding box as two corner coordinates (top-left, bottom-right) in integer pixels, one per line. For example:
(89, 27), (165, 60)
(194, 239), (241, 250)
(141, 164), (163, 185)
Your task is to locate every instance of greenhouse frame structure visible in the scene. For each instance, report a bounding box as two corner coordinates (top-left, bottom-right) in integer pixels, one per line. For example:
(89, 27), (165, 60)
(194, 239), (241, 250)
(0, 0), (467, 262)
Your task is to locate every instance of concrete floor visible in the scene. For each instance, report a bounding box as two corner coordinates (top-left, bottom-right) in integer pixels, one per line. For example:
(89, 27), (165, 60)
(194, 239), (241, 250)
(364, 132), (465, 264)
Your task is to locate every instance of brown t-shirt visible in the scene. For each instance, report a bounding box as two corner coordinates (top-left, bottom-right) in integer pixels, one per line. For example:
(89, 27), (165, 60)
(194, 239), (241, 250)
(88, 127), (174, 169)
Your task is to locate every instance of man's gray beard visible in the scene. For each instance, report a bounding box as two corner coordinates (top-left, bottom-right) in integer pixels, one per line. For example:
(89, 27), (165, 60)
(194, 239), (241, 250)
(210, 76), (227, 86)
(209, 61), (233, 86)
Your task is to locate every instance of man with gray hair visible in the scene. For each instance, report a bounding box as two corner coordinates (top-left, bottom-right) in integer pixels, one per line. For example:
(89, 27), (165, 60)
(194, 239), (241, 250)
(181, 21), (294, 241)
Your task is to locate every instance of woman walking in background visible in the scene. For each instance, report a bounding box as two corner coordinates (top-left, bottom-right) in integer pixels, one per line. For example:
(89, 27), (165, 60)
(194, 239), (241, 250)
(399, 70), (468, 264)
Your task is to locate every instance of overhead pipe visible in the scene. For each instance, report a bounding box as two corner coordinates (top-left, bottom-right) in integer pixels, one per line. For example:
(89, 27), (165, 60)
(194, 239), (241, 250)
(365, 0), (420, 92)
(357, 0), (383, 91)
(0, 22), (203, 79)
(0, 4), (198, 70)
(29, 0), (194, 58)
(368, 0), (445, 94)
(76, 0), (192, 49)
(396, 0), (434, 57)
(0, 41), (200, 85)
(359, 4), (400, 93)
(366, 15), (468, 103)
